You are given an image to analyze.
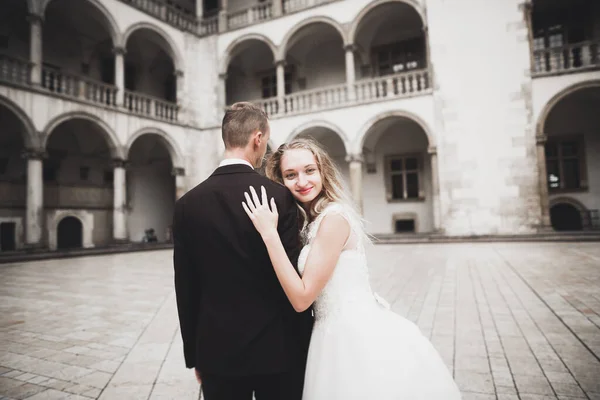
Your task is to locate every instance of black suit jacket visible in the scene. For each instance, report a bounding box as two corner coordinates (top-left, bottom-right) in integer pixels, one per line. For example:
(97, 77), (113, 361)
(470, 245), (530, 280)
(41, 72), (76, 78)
(173, 164), (313, 376)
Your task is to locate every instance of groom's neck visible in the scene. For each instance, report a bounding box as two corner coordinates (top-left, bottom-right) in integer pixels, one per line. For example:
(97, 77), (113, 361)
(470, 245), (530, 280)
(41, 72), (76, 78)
(223, 148), (254, 166)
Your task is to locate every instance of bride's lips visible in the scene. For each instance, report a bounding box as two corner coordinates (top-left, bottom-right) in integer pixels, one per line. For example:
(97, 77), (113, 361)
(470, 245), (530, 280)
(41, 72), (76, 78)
(298, 187), (313, 196)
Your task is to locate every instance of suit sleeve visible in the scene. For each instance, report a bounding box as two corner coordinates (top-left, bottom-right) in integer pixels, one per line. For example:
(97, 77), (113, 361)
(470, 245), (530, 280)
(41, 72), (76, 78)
(277, 190), (302, 270)
(172, 199), (198, 369)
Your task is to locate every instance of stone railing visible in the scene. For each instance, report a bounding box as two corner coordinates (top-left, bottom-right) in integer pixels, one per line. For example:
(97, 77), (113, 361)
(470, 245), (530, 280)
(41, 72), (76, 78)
(0, 54), (30, 86)
(44, 184), (113, 209)
(0, 182), (26, 207)
(354, 69), (431, 102)
(200, 15), (219, 35)
(227, 2), (272, 30)
(252, 97), (280, 116)
(245, 69), (432, 117)
(118, 0), (339, 36)
(41, 67), (118, 106)
(282, 0), (332, 13)
(533, 40), (600, 76)
(283, 83), (348, 115)
(124, 90), (179, 122)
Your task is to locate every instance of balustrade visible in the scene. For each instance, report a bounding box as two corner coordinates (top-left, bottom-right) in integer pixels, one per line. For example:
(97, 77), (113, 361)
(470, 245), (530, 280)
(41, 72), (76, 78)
(124, 91), (179, 122)
(283, 83), (348, 115)
(0, 55), (30, 86)
(228, 2), (272, 30)
(533, 41), (600, 76)
(354, 69), (430, 102)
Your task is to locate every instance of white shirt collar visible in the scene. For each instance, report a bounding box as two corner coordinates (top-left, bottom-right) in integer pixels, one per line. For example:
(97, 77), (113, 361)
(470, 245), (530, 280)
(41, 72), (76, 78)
(219, 158), (254, 169)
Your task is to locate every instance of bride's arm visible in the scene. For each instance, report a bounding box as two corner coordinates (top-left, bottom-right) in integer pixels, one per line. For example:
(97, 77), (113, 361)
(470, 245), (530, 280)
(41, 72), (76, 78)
(261, 213), (350, 312)
(243, 186), (350, 312)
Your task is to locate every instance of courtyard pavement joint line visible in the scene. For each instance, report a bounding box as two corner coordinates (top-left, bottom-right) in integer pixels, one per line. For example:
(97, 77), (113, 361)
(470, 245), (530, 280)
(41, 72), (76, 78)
(97, 292), (176, 399)
(493, 247), (600, 365)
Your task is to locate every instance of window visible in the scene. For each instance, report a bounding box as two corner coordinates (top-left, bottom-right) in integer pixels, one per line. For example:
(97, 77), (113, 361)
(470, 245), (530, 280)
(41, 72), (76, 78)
(372, 37), (425, 77)
(395, 219), (415, 233)
(545, 136), (587, 192)
(386, 155), (423, 201)
(103, 170), (114, 185)
(260, 68), (292, 99)
(79, 166), (90, 181)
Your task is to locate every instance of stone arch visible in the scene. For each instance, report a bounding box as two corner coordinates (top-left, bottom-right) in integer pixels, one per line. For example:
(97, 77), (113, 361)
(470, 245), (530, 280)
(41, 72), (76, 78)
(0, 95), (39, 149)
(47, 209), (94, 250)
(127, 127), (185, 169)
(41, 111), (124, 159)
(348, 0), (427, 44)
(286, 120), (350, 154)
(549, 196), (588, 230)
(122, 22), (184, 71)
(220, 33), (278, 76)
(353, 110), (435, 154)
(42, 0), (121, 46)
(277, 16), (348, 60)
(536, 80), (600, 136)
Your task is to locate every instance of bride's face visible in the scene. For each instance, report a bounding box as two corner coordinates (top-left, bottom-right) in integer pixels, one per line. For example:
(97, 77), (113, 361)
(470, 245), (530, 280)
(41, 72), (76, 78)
(280, 148), (323, 205)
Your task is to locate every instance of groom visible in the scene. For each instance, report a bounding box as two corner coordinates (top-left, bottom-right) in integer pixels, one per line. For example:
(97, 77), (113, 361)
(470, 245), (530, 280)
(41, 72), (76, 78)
(172, 102), (313, 400)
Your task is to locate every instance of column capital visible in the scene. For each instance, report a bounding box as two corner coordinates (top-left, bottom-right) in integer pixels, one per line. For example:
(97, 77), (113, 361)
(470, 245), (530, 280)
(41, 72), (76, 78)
(519, 0), (533, 11)
(113, 46), (127, 56)
(536, 134), (547, 144)
(274, 59), (287, 68)
(112, 158), (129, 169)
(172, 167), (186, 177)
(345, 154), (364, 163)
(174, 69), (184, 77)
(427, 146), (437, 155)
(21, 148), (46, 160)
(27, 12), (44, 24)
(344, 43), (357, 52)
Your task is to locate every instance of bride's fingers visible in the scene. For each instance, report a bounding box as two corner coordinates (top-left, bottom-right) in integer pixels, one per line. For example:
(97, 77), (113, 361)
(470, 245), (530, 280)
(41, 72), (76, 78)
(270, 197), (278, 215)
(249, 186), (261, 207)
(260, 186), (268, 207)
(242, 202), (254, 219)
(244, 192), (256, 212)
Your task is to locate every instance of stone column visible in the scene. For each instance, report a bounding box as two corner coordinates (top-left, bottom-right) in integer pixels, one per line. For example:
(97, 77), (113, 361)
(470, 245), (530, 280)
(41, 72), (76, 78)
(113, 46), (126, 106)
(23, 149), (45, 247)
(173, 167), (186, 200)
(275, 59), (286, 112)
(174, 69), (184, 120)
(346, 154), (364, 214)
(218, 0), (228, 33)
(196, 0), (204, 19)
(536, 134), (551, 229)
(113, 159), (128, 242)
(272, 0), (283, 17)
(344, 44), (356, 101)
(428, 146), (442, 232)
(28, 13), (43, 86)
(218, 73), (227, 111)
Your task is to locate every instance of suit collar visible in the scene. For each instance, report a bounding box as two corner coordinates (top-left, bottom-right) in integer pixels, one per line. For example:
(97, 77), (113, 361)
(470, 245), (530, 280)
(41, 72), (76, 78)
(212, 164), (258, 176)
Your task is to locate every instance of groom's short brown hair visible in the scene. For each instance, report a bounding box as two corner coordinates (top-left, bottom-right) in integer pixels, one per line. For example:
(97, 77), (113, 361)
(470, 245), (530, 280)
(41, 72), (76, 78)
(222, 102), (269, 149)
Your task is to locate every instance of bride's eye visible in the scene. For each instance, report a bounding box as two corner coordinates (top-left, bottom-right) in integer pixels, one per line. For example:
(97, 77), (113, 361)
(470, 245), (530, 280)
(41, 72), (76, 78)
(306, 168), (316, 174)
(284, 173), (296, 180)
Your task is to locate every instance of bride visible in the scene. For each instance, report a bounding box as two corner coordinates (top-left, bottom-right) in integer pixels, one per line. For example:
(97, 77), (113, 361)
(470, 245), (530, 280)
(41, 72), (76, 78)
(242, 138), (462, 400)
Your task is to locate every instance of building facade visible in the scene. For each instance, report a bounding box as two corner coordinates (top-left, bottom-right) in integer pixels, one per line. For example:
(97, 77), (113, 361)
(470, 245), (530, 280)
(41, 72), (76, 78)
(0, 0), (599, 252)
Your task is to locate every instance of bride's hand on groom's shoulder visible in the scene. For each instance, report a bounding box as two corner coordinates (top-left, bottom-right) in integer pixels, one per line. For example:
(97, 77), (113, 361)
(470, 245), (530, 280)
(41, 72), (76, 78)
(242, 185), (279, 238)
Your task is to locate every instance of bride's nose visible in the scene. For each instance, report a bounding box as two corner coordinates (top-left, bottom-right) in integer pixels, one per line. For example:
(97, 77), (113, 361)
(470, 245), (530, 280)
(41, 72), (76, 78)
(297, 173), (308, 187)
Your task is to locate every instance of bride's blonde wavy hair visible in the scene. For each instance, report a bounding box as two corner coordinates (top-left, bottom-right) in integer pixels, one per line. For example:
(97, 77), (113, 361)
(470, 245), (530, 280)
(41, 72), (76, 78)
(266, 138), (368, 238)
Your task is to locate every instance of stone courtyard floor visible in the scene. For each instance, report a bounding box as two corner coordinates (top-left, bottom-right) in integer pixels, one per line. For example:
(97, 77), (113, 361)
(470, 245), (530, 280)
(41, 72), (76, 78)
(0, 242), (599, 400)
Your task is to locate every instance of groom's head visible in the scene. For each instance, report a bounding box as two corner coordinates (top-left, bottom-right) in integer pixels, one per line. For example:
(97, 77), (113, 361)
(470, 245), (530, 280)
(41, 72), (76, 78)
(222, 102), (270, 168)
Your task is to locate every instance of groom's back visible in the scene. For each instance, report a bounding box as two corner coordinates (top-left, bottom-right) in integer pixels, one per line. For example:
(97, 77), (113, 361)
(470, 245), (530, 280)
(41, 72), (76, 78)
(173, 164), (310, 376)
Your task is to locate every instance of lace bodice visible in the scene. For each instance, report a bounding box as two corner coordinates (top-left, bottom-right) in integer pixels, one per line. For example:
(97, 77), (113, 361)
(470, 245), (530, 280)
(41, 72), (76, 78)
(298, 203), (381, 322)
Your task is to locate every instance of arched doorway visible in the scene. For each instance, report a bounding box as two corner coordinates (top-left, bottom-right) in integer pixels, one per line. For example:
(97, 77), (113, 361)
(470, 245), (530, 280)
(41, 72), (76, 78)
(360, 114), (434, 234)
(550, 203), (583, 231)
(127, 133), (176, 243)
(540, 85), (600, 231)
(57, 216), (83, 249)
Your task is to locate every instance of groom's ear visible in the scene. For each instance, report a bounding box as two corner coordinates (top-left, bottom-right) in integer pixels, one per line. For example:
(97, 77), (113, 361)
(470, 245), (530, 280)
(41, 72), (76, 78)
(253, 130), (264, 147)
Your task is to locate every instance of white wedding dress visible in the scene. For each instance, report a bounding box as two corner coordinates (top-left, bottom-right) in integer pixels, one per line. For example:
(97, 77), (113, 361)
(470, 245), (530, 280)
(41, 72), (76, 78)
(298, 203), (462, 400)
